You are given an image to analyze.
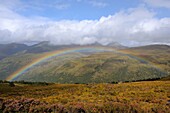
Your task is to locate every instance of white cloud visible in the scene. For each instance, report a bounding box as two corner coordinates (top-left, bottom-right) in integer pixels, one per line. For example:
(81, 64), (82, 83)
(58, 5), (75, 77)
(144, 0), (170, 8)
(0, 0), (70, 12)
(88, 0), (108, 8)
(54, 3), (70, 10)
(76, 0), (108, 7)
(26, 1), (70, 10)
(0, 4), (170, 46)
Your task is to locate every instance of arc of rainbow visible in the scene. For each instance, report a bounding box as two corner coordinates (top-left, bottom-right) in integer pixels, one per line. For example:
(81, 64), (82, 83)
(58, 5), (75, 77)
(6, 46), (114, 81)
(6, 46), (161, 82)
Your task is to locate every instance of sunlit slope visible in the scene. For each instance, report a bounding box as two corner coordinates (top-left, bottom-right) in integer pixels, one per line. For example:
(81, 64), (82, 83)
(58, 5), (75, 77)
(18, 52), (167, 83)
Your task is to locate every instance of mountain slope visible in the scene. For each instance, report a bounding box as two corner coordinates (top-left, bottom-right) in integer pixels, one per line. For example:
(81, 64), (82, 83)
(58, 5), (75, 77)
(0, 44), (169, 83)
(122, 45), (170, 75)
(17, 52), (167, 83)
(0, 52), (86, 80)
(0, 53), (41, 80)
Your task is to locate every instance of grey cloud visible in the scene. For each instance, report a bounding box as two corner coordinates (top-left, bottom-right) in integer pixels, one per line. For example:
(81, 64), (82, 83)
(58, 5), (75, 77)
(0, 29), (12, 43)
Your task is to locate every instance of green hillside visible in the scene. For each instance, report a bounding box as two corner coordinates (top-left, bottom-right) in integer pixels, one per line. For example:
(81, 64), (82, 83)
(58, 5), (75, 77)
(122, 45), (170, 74)
(0, 53), (40, 80)
(0, 52), (86, 80)
(0, 45), (169, 83)
(18, 52), (167, 83)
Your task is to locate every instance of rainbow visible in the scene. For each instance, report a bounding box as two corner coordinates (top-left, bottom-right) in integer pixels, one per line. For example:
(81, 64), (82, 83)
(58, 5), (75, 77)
(6, 46), (158, 82)
(5, 46), (115, 81)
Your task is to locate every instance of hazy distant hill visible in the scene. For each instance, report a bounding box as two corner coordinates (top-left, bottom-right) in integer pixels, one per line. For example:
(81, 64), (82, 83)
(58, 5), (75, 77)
(106, 42), (127, 49)
(0, 43), (28, 60)
(0, 41), (80, 59)
(129, 44), (170, 51)
(0, 41), (127, 58)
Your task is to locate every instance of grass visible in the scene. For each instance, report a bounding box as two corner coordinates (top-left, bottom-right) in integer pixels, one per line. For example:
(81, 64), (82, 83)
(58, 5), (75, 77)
(0, 81), (170, 112)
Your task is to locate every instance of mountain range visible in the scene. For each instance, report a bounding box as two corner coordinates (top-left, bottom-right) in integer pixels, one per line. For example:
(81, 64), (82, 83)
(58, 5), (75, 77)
(0, 41), (127, 60)
(0, 42), (169, 83)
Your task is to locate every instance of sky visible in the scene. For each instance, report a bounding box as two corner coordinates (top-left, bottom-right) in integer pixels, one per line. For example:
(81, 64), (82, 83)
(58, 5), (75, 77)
(0, 0), (170, 46)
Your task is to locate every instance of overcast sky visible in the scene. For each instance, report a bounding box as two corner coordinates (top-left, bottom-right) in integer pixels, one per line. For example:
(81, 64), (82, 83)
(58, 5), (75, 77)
(0, 0), (170, 46)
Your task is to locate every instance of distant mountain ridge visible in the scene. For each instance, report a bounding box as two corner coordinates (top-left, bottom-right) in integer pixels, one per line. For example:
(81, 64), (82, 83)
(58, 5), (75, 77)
(130, 44), (170, 50)
(106, 42), (127, 49)
(0, 41), (127, 60)
(0, 41), (169, 61)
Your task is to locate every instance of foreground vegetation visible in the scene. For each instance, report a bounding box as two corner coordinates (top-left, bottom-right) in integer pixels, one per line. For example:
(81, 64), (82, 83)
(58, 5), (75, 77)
(0, 81), (170, 112)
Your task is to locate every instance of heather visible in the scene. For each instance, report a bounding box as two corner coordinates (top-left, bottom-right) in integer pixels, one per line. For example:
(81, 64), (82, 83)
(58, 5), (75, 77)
(0, 81), (170, 113)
